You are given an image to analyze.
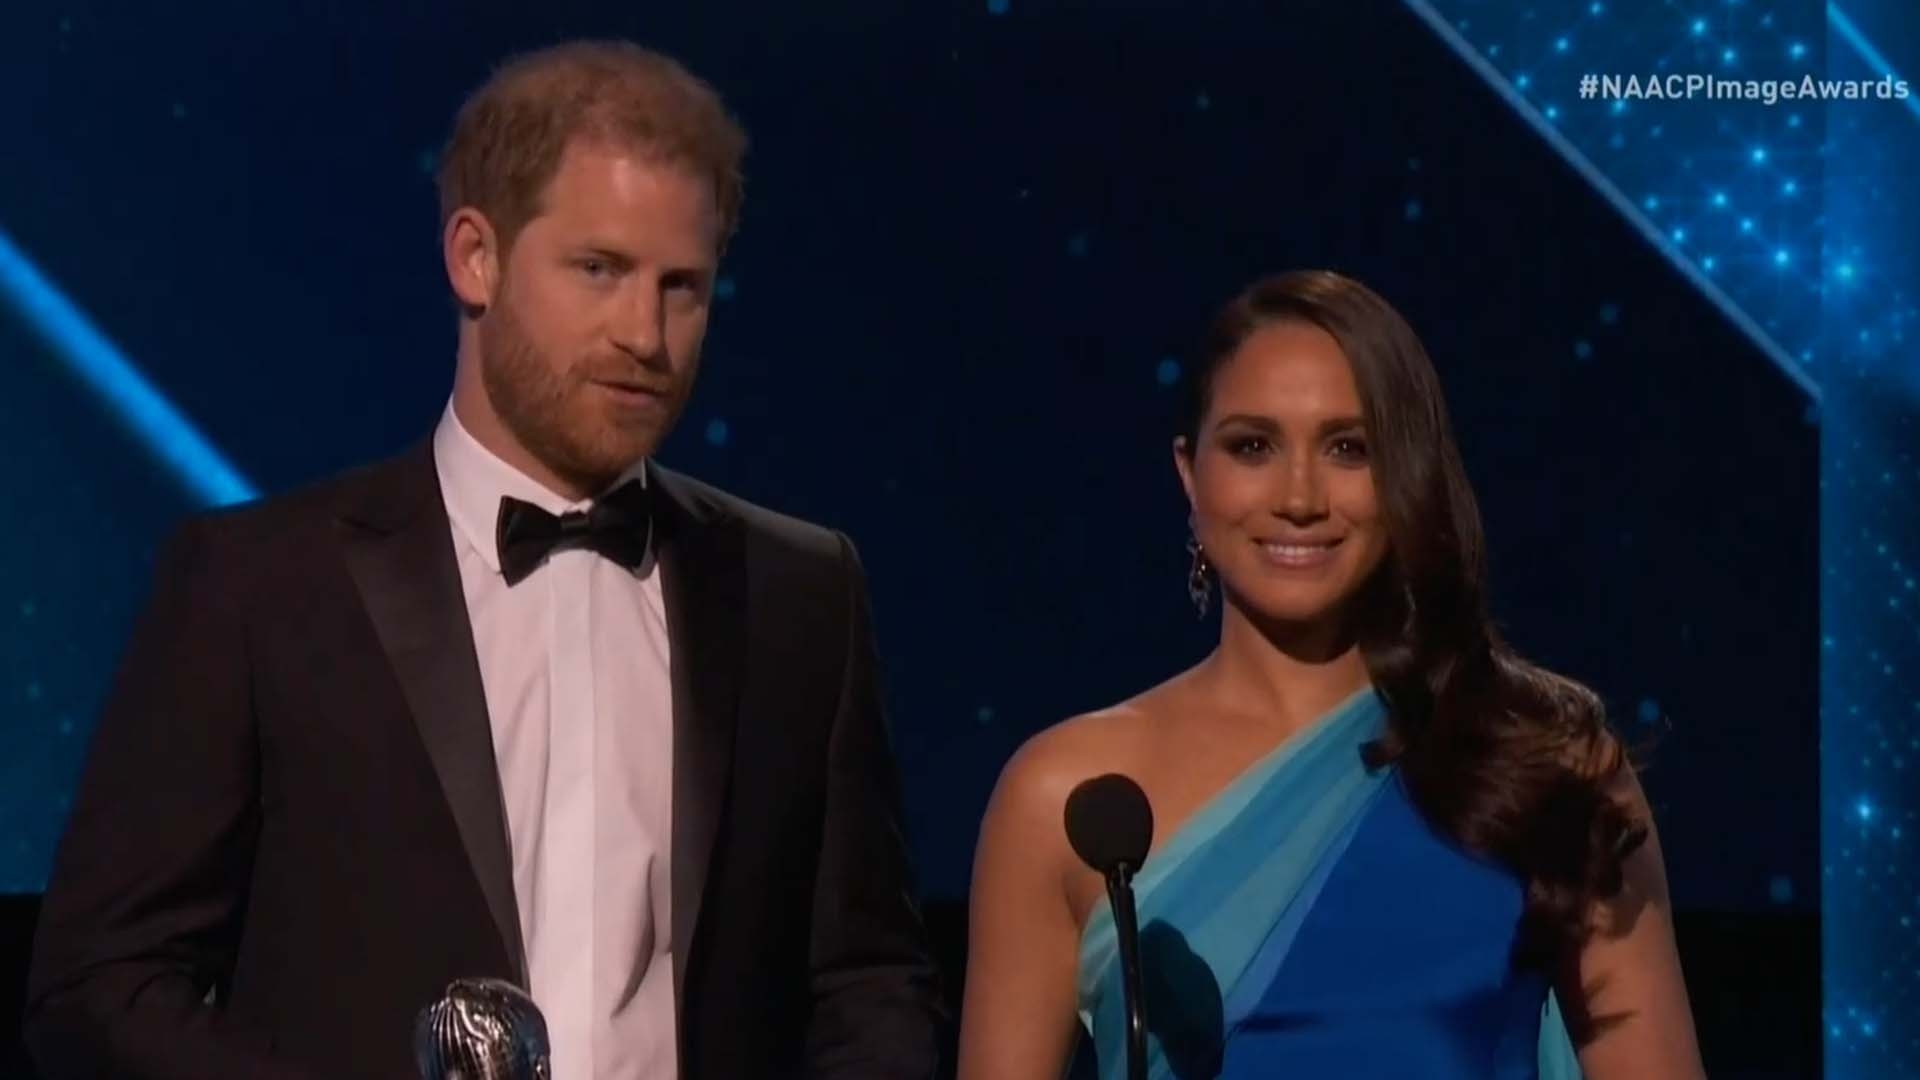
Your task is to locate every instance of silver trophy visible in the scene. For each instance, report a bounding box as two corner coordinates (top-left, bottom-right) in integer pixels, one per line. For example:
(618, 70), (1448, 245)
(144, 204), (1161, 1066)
(413, 977), (552, 1080)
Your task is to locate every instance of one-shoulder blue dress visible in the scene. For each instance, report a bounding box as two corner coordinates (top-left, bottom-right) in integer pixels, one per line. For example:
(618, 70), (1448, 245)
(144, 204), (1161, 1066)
(1076, 689), (1583, 1079)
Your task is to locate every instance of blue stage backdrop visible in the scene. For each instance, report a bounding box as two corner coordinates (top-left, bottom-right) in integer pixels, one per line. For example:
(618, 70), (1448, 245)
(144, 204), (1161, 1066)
(5, 0), (1889, 1067)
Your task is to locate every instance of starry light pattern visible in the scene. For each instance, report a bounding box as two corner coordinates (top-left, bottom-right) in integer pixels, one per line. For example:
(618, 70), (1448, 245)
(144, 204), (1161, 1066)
(1403, 0), (1920, 1072)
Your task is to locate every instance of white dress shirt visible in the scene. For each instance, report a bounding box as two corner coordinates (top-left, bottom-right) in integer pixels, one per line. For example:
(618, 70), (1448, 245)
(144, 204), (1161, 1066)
(434, 404), (678, 1080)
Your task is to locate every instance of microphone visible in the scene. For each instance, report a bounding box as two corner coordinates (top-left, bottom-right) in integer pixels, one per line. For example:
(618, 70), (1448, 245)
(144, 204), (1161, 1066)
(413, 977), (552, 1079)
(1065, 774), (1153, 1080)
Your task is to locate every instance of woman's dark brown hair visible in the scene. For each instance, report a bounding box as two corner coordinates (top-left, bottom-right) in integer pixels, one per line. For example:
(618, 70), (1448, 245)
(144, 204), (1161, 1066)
(1180, 269), (1647, 961)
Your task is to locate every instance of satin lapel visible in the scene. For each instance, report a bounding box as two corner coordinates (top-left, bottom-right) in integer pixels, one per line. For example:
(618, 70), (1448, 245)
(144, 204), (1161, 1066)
(336, 442), (528, 985)
(649, 464), (746, 1010)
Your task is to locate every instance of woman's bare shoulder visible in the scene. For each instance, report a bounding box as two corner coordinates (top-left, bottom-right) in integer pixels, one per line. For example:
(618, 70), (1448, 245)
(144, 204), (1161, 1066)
(989, 674), (1196, 822)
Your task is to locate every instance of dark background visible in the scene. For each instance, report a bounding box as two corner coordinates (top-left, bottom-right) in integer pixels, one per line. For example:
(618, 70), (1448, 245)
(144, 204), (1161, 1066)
(1, 1), (1820, 1075)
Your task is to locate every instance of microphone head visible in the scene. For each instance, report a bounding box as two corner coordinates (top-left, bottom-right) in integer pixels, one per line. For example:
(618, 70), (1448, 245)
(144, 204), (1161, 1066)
(1064, 773), (1154, 877)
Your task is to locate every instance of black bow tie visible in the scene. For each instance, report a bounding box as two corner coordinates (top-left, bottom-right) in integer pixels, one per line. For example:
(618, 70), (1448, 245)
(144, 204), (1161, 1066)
(495, 480), (652, 586)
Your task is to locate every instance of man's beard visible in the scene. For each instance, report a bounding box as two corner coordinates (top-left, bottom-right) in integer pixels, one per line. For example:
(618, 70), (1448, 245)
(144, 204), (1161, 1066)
(477, 296), (659, 493)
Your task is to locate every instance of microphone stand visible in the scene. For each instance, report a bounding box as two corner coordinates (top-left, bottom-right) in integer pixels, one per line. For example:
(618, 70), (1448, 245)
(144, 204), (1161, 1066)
(1104, 860), (1147, 1080)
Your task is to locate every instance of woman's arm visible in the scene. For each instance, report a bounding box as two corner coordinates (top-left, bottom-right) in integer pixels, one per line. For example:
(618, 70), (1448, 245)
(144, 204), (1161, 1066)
(1558, 770), (1706, 1079)
(957, 736), (1090, 1080)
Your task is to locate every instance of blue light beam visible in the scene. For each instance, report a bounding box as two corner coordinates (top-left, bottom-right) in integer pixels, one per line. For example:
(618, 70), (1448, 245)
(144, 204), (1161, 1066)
(1399, 0), (1821, 402)
(1829, 4), (1920, 127)
(0, 227), (256, 506)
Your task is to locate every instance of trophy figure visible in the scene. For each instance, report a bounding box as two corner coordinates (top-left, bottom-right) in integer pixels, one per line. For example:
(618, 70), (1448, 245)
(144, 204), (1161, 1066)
(413, 977), (552, 1080)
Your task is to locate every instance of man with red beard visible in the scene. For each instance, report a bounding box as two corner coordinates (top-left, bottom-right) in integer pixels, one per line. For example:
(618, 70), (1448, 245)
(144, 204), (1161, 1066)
(27, 41), (943, 1080)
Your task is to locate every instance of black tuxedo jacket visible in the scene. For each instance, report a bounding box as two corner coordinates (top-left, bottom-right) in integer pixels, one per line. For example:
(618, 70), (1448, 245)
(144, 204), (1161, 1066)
(25, 442), (944, 1078)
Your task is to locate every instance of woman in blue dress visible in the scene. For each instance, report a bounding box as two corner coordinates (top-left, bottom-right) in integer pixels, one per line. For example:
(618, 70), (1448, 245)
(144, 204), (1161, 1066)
(957, 271), (1704, 1079)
